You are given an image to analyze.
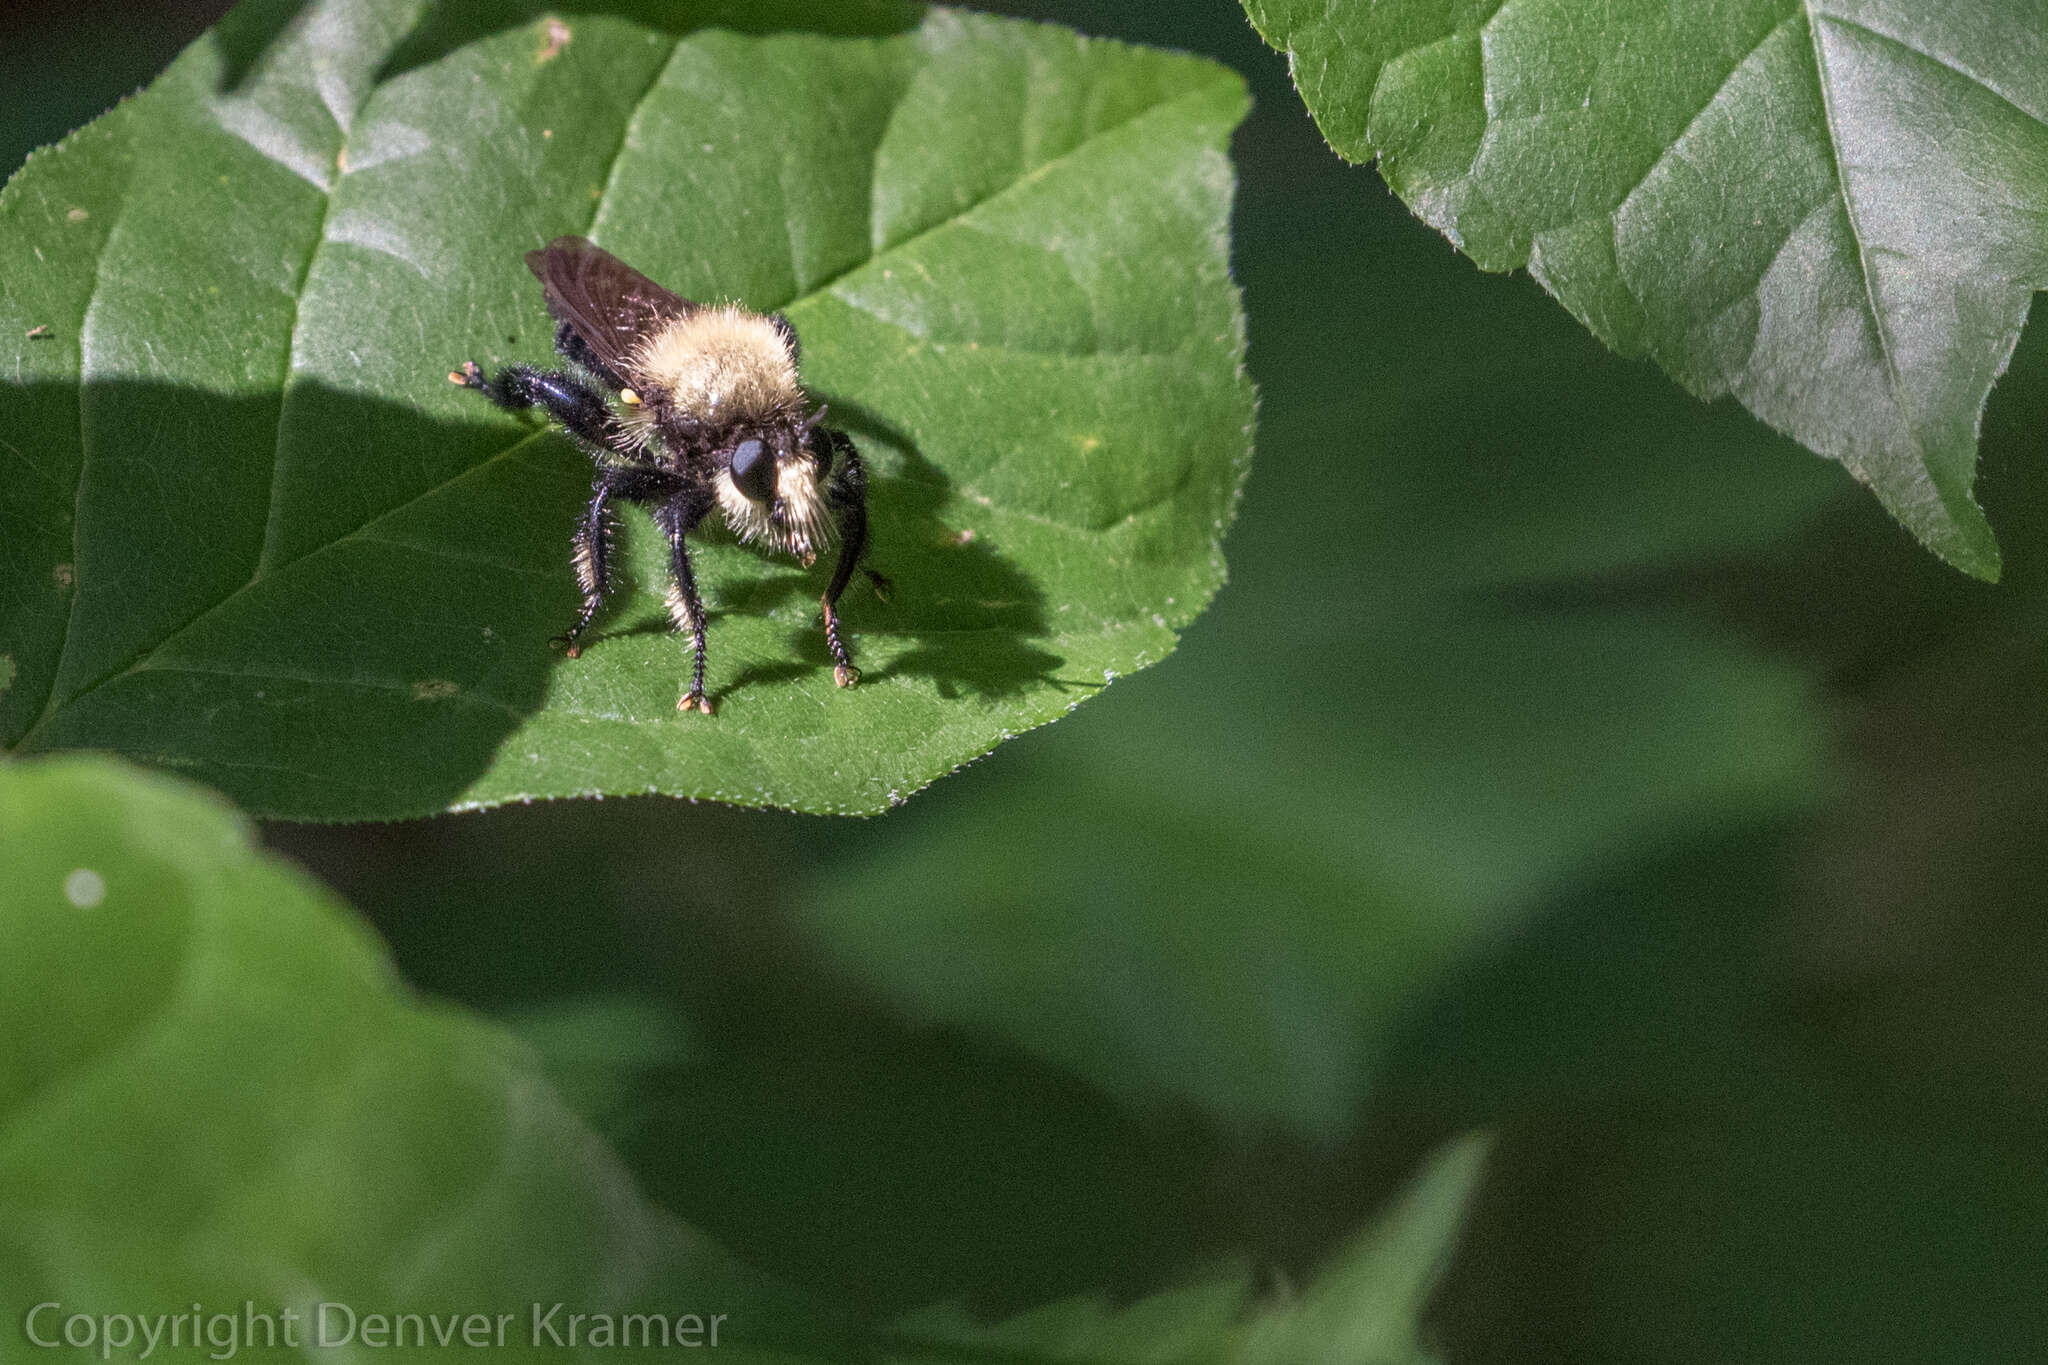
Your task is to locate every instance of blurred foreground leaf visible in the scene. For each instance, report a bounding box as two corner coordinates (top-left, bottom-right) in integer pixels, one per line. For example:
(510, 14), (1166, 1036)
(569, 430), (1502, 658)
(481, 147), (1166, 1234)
(0, 755), (834, 1359)
(0, 751), (1495, 1364)
(0, 1), (1252, 818)
(1243, 0), (2048, 578)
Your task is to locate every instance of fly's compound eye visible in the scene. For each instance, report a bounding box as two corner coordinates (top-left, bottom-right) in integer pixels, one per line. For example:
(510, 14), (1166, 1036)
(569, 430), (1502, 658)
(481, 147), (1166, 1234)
(730, 438), (775, 504)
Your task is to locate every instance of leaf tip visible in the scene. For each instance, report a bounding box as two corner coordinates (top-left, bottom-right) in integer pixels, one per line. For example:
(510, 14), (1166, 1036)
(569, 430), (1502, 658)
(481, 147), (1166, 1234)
(1920, 499), (2002, 583)
(1950, 538), (2003, 585)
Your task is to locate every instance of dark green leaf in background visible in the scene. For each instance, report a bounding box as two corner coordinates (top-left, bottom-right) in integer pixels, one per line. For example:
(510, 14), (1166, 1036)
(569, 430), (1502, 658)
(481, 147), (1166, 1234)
(1242, 0), (2048, 579)
(0, 1), (1252, 818)
(788, 608), (1828, 1139)
(1429, 1068), (2048, 1360)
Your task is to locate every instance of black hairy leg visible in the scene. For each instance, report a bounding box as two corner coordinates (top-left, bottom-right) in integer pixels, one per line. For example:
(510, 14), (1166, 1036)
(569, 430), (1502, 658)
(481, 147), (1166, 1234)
(451, 359), (625, 460)
(653, 490), (717, 715)
(552, 320), (629, 391)
(560, 482), (615, 658)
(557, 466), (684, 658)
(815, 428), (876, 688)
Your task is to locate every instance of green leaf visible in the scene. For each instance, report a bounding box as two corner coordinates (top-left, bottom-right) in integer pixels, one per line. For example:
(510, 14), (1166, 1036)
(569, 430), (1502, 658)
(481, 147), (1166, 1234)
(0, 755), (838, 1360)
(882, 1133), (1489, 1365)
(1242, 0), (2048, 579)
(0, 2), (1253, 818)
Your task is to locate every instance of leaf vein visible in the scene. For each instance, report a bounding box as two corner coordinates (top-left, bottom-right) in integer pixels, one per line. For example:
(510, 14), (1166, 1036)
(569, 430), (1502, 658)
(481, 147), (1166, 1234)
(1610, 13), (1800, 228)
(586, 35), (688, 243)
(13, 430), (550, 750)
(127, 660), (527, 717)
(18, 182), (124, 745)
(785, 80), (1230, 313)
(253, 149), (348, 580)
(349, 531), (558, 577)
(827, 286), (1187, 359)
(1806, 7), (1917, 451)
(1815, 11), (2048, 132)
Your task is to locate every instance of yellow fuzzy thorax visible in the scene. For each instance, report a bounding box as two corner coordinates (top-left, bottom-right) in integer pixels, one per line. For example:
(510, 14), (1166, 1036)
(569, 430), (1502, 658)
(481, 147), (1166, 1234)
(627, 305), (800, 424)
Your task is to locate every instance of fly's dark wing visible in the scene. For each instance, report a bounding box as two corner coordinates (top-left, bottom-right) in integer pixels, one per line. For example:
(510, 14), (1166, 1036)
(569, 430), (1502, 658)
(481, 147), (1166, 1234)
(525, 236), (697, 380)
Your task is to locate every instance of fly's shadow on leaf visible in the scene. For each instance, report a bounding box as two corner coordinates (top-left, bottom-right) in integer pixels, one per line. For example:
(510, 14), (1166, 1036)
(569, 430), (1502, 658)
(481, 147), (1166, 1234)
(705, 395), (1068, 707)
(9, 375), (1075, 814)
(8, 378), (578, 813)
(367, 0), (925, 89)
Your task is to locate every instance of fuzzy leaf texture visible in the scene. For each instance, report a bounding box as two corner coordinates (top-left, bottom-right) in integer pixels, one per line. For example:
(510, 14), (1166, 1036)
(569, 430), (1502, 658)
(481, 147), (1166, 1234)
(1243, 0), (2048, 579)
(0, 0), (1252, 817)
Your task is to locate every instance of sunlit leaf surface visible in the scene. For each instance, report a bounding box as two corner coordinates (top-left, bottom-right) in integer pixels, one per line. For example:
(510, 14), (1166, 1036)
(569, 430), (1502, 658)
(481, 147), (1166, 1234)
(0, 2), (1251, 817)
(1243, 0), (2048, 578)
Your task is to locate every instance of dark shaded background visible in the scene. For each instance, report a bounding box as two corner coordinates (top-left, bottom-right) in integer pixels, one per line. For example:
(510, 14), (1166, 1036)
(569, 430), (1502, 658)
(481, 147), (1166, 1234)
(11, 1), (2048, 1358)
